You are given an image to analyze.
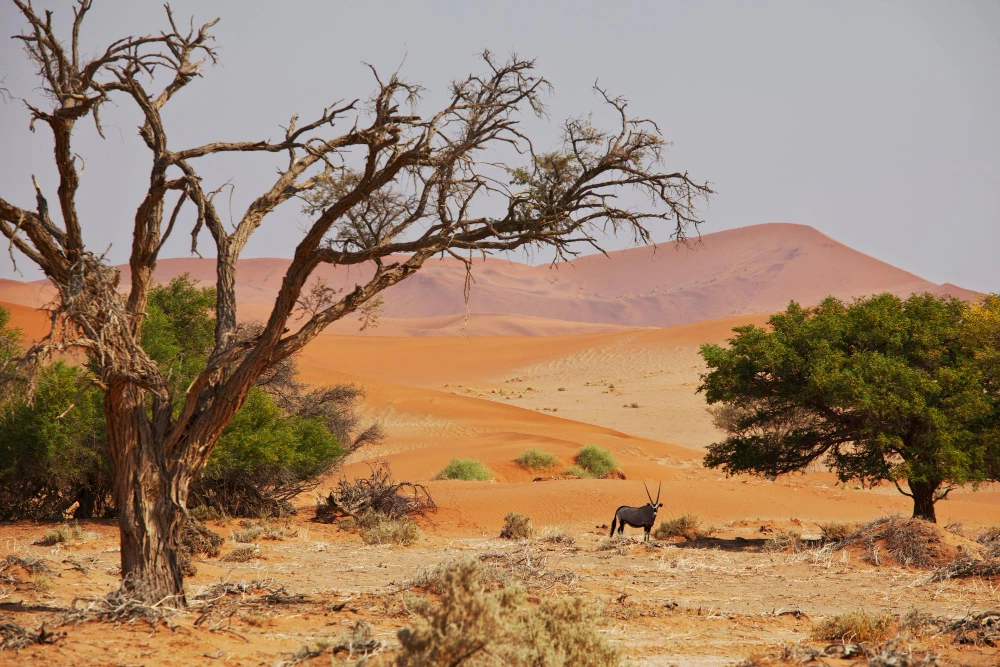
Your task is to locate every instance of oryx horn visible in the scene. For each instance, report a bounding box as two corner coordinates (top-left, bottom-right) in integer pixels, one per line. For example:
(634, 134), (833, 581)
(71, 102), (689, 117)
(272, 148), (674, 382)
(643, 481), (654, 505)
(655, 481), (661, 505)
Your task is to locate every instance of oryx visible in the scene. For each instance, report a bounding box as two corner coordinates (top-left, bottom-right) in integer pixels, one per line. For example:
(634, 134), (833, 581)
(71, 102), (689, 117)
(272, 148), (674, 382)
(609, 481), (662, 542)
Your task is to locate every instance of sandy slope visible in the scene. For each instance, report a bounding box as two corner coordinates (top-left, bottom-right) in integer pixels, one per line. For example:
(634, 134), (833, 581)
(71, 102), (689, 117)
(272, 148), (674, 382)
(0, 223), (977, 336)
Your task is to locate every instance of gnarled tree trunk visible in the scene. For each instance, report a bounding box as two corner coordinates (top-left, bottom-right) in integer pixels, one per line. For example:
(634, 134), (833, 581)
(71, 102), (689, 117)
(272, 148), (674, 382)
(907, 479), (940, 523)
(106, 385), (189, 603)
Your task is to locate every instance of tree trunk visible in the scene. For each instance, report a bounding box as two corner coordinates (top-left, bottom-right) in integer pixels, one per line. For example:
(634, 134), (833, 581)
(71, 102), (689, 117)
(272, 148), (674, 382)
(106, 386), (190, 604)
(907, 479), (939, 523)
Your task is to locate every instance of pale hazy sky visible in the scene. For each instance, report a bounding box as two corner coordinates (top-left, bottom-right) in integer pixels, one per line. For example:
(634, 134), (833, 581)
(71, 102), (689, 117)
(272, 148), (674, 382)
(1, 1), (998, 291)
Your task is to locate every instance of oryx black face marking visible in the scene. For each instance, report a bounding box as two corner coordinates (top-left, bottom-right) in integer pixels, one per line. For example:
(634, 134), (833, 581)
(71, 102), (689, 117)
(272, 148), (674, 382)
(609, 481), (662, 542)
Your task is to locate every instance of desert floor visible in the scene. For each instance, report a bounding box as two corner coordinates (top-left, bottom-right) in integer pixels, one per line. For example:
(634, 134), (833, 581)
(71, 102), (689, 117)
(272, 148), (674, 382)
(2, 316), (999, 665)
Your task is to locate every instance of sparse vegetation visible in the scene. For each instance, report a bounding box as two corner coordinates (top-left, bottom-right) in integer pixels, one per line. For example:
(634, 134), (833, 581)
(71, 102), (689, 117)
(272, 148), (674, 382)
(355, 512), (421, 546)
(764, 529), (802, 552)
(34, 523), (85, 546)
(812, 609), (896, 643)
(222, 544), (262, 563)
(396, 558), (620, 666)
(818, 521), (855, 542)
(574, 446), (619, 478)
(515, 448), (560, 471)
(435, 458), (493, 481)
(562, 465), (590, 478)
(836, 516), (951, 568)
(317, 460), (435, 523)
(652, 514), (713, 541)
(500, 513), (533, 540)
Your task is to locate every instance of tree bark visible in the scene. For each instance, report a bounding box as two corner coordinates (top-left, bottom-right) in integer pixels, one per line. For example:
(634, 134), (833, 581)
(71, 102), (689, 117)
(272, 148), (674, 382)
(106, 385), (189, 604)
(907, 479), (940, 523)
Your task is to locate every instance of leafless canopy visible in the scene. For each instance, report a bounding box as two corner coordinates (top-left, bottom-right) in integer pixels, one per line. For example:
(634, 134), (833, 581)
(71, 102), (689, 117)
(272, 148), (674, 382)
(0, 1), (711, 600)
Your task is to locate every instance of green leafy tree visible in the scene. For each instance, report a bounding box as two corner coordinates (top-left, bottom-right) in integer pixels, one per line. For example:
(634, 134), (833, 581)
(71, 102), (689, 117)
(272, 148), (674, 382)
(699, 293), (1000, 522)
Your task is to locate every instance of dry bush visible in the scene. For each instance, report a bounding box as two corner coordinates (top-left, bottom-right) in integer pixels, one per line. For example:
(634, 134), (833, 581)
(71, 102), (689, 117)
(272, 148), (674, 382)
(836, 516), (951, 568)
(276, 621), (382, 667)
(231, 524), (265, 543)
(317, 460), (435, 523)
(396, 558), (619, 666)
(930, 553), (1000, 581)
(652, 514), (713, 541)
(409, 548), (577, 595)
(356, 512), (421, 546)
(33, 524), (80, 546)
(976, 525), (1000, 558)
(177, 519), (223, 576)
(500, 512), (533, 540)
(539, 528), (575, 545)
(764, 529), (802, 553)
(222, 544), (262, 563)
(811, 609), (896, 643)
(818, 521), (855, 542)
(596, 537), (637, 556)
(946, 610), (1000, 647)
(0, 620), (64, 651)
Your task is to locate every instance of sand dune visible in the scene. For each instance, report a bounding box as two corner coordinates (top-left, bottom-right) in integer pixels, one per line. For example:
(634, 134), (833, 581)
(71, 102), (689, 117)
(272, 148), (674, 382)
(0, 223), (975, 334)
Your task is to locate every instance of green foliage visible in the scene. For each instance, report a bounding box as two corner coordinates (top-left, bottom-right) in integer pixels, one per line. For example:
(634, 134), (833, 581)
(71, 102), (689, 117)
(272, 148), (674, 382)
(562, 465), (591, 478)
(700, 293), (1000, 520)
(0, 359), (110, 520)
(514, 448), (559, 471)
(436, 458), (493, 481)
(397, 558), (621, 666)
(193, 387), (343, 516)
(574, 446), (618, 477)
(139, 274), (216, 398)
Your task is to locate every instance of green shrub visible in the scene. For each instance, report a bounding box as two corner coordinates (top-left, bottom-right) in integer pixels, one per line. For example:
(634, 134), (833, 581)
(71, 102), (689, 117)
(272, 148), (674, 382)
(812, 609), (895, 643)
(500, 512), (533, 540)
(435, 458), (493, 481)
(573, 446), (618, 477)
(515, 449), (559, 471)
(396, 558), (621, 666)
(562, 465), (591, 478)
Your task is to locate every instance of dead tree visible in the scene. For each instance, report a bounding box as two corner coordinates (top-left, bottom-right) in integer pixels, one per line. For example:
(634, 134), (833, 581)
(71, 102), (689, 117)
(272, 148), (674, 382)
(0, 1), (712, 604)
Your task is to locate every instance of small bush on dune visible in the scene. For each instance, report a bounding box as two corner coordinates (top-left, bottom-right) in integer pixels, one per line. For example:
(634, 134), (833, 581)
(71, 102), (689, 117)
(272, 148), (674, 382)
(435, 458), (493, 481)
(515, 449), (559, 471)
(396, 558), (621, 666)
(574, 446), (618, 477)
(837, 516), (949, 568)
(562, 465), (590, 478)
(653, 514), (713, 541)
(812, 609), (895, 643)
(500, 513), (533, 540)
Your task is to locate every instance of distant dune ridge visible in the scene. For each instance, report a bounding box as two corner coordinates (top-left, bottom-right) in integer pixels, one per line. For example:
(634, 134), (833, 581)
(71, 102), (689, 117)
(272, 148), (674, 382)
(0, 223), (977, 336)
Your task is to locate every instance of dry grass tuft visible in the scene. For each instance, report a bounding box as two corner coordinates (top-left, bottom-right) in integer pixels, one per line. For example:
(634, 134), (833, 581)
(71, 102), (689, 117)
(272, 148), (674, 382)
(539, 528), (575, 545)
(811, 609), (895, 643)
(33, 524), (83, 546)
(222, 544), (263, 562)
(652, 514), (714, 541)
(764, 529), (802, 553)
(500, 512), (533, 540)
(396, 558), (620, 666)
(356, 512), (420, 546)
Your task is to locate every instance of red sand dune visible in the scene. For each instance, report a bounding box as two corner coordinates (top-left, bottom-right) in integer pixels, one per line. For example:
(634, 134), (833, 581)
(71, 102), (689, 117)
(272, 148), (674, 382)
(0, 223), (976, 336)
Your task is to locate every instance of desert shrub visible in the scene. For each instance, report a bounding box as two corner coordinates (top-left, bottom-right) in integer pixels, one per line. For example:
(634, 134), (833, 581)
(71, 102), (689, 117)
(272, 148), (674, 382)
(539, 528), (575, 545)
(653, 514), (713, 541)
(573, 446), (618, 477)
(0, 357), (112, 521)
(976, 525), (1000, 558)
(222, 544), (262, 563)
(191, 386), (344, 517)
(317, 460), (435, 523)
(764, 529), (802, 552)
(33, 523), (84, 546)
(812, 609), (895, 643)
(396, 558), (620, 666)
(500, 512), (533, 540)
(179, 520), (224, 576)
(231, 524), (266, 543)
(435, 458), (493, 481)
(355, 512), (420, 546)
(515, 448), (559, 471)
(562, 465), (590, 478)
(819, 521), (855, 542)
